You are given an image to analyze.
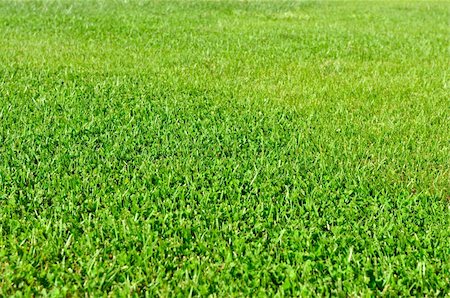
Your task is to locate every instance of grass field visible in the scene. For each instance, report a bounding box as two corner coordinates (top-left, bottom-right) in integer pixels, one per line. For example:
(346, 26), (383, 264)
(1, 0), (449, 295)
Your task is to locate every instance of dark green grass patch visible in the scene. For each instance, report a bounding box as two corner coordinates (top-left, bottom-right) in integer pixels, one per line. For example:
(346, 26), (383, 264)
(0, 0), (449, 296)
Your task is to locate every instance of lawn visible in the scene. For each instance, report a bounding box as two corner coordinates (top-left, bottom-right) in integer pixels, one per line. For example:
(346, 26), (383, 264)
(0, 0), (449, 296)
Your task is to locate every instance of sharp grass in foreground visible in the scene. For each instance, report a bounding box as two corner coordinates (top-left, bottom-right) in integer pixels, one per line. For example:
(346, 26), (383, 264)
(0, 0), (449, 296)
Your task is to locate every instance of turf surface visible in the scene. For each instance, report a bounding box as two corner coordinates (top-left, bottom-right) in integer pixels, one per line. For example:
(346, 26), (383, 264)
(0, 0), (449, 296)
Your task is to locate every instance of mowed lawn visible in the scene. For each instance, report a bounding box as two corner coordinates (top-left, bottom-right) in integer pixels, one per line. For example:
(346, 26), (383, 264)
(0, 0), (449, 295)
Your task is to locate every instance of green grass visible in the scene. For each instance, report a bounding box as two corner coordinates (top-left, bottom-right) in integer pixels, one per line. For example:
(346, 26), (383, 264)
(1, 0), (449, 296)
